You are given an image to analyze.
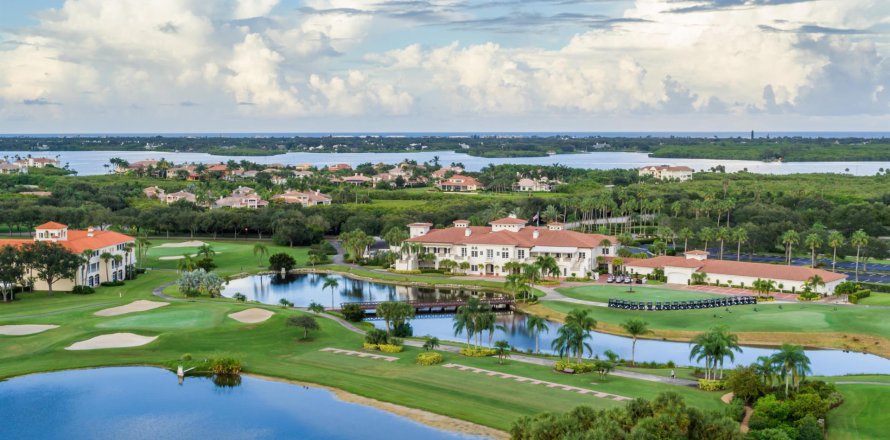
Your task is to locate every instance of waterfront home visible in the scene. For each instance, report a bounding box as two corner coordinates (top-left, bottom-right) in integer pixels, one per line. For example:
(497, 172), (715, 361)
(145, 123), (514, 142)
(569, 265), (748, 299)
(623, 251), (846, 295)
(164, 190), (197, 204)
(328, 163), (352, 172)
(436, 174), (482, 192)
(0, 162), (23, 174)
(432, 165), (464, 179)
(342, 173), (373, 186)
(396, 216), (617, 277)
(166, 165), (200, 180)
(16, 157), (61, 169)
(638, 165), (694, 181)
(0, 222), (136, 290)
(513, 177), (554, 192)
(272, 190), (332, 207)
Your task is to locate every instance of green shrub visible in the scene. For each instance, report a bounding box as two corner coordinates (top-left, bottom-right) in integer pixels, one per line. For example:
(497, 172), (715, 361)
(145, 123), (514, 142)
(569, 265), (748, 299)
(377, 344), (404, 353)
(388, 269), (422, 275)
(71, 285), (95, 295)
(698, 379), (726, 391)
(208, 356), (241, 375)
(364, 328), (388, 345)
(100, 281), (125, 287)
(232, 292), (247, 302)
(726, 398), (746, 422)
(341, 303), (366, 322)
(554, 360), (595, 373)
(416, 352), (443, 366)
(848, 289), (871, 304)
(362, 342), (379, 350)
(180, 353), (192, 361)
(459, 347), (496, 357)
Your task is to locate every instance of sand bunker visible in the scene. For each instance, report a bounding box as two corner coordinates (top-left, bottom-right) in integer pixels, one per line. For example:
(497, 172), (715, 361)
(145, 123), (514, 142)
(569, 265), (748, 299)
(229, 308), (274, 324)
(0, 324), (59, 336)
(95, 300), (169, 317)
(66, 333), (158, 350)
(158, 252), (221, 261)
(155, 240), (207, 248)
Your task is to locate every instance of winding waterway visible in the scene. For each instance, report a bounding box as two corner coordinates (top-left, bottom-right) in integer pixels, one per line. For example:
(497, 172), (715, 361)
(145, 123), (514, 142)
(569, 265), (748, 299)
(4, 150), (889, 176)
(0, 367), (483, 440)
(223, 274), (890, 376)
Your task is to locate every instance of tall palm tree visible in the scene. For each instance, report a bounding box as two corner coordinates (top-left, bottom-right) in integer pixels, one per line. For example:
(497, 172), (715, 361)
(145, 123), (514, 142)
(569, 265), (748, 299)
(827, 231), (845, 273)
(535, 255), (561, 279)
(453, 297), (482, 347)
(733, 227), (748, 261)
(504, 274), (530, 300)
(805, 274), (826, 295)
(525, 315), (549, 354)
(620, 319), (652, 367)
(754, 355), (776, 387)
(781, 230), (800, 265)
(689, 331), (717, 380)
(253, 243), (268, 267)
(699, 227), (715, 252)
(551, 323), (593, 363)
(135, 235), (151, 267)
(79, 249), (93, 286)
(678, 227), (694, 253)
(522, 263), (542, 293)
(716, 227), (731, 260)
(323, 277), (339, 309)
(771, 344), (812, 395)
(712, 326), (741, 379)
(804, 233), (823, 267)
(851, 229), (868, 282)
(99, 252), (113, 282)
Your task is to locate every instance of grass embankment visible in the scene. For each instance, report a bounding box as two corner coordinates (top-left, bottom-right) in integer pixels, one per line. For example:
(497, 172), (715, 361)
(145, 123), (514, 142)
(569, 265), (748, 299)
(858, 293), (890, 306)
(529, 298), (890, 358)
(826, 384), (889, 439)
(0, 271), (724, 432)
(558, 285), (722, 303)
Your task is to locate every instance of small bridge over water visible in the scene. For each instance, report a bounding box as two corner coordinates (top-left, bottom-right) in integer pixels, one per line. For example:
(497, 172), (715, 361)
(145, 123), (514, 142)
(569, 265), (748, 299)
(340, 298), (514, 316)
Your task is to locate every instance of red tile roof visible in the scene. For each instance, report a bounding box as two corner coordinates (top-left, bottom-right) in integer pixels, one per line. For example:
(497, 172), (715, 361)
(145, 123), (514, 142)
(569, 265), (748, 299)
(624, 256), (846, 282)
(0, 230), (134, 253)
(36, 221), (67, 229)
(407, 225), (616, 249)
(490, 217), (528, 225)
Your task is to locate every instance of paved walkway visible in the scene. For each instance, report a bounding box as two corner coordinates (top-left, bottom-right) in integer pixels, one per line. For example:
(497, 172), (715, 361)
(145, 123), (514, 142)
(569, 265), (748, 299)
(442, 363), (632, 401)
(320, 347), (399, 362)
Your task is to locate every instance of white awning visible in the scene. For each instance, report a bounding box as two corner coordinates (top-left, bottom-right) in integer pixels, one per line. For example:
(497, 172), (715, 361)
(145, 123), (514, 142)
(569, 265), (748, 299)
(531, 246), (578, 253)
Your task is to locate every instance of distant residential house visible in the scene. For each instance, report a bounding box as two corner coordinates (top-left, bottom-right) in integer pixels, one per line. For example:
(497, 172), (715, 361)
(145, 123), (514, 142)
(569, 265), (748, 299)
(0, 162), (23, 174)
(125, 160), (159, 173)
(436, 174), (482, 192)
(273, 190), (332, 207)
(167, 165), (200, 180)
(212, 187), (267, 209)
(513, 178), (554, 192)
(206, 163), (229, 176)
(639, 165), (694, 181)
(16, 157), (60, 169)
(294, 163), (313, 171)
(432, 165), (464, 179)
(164, 190), (197, 204)
(143, 186), (165, 199)
(294, 170), (314, 179)
(328, 163), (353, 172)
(373, 173), (396, 184)
(342, 173), (373, 186)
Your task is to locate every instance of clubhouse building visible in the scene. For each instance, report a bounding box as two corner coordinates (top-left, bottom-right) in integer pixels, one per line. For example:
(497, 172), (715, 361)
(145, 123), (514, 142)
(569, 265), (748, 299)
(395, 216), (617, 277)
(0, 222), (137, 291)
(623, 251), (846, 295)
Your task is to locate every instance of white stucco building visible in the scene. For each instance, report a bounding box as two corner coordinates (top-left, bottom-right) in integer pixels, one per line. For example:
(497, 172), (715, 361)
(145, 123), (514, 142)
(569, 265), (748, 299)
(395, 216), (618, 277)
(623, 251), (846, 295)
(638, 165), (694, 181)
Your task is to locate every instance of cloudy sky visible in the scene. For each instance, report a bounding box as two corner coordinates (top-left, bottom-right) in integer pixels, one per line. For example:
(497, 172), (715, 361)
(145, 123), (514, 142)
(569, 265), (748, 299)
(1, 0), (889, 133)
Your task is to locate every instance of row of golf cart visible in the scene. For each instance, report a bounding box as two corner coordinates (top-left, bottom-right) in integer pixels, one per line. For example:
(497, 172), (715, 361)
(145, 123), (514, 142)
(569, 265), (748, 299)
(607, 296), (757, 311)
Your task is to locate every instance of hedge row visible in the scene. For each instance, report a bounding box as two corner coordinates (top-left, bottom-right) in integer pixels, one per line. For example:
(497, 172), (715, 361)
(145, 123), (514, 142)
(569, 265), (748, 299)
(459, 347), (496, 357)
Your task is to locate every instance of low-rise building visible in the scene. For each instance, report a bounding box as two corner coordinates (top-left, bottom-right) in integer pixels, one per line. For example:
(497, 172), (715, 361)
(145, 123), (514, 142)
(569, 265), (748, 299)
(16, 157), (61, 169)
(212, 187), (268, 209)
(342, 173), (373, 186)
(164, 190), (197, 204)
(638, 165), (694, 181)
(273, 190), (332, 207)
(395, 216), (617, 277)
(0, 222), (137, 290)
(623, 251), (845, 295)
(328, 163), (353, 172)
(0, 162), (23, 174)
(513, 178), (554, 192)
(143, 186), (165, 199)
(436, 174), (482, 192)
(432, 165), (464, 179)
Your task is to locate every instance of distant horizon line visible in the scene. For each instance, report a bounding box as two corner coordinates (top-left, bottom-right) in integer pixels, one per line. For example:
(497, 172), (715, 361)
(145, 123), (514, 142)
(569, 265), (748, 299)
(1, 130), (890, 138)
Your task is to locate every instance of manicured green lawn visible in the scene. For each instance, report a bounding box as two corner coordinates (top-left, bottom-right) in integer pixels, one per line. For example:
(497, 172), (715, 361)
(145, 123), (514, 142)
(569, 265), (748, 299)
(558, 285), (722, 303)
(858, 293), (890, 306)
(0, 271), (724, 432)
(143, 239), (309, 276)
(828, 384), (890, 440)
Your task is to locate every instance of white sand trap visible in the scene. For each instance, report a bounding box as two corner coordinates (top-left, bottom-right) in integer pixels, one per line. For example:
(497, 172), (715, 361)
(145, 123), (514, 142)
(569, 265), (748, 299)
(158, 252), (221, 261)
(155, 240), (207, 248)
(66, 333), (158, 350)
(94, 300), (169, 317)
(229, 308), (274, 324)
(0, 324), (59, 336)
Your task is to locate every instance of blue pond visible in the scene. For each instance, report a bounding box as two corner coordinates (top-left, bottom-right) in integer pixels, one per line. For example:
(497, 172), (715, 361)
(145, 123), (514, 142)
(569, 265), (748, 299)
(0, 367), (483, 440)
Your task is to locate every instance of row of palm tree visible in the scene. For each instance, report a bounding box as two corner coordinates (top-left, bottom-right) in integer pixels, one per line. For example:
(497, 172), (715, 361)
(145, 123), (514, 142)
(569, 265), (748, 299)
(782, 228), (869, 280)
(452, 297), (502, 348)
(551, 309), (597, 363)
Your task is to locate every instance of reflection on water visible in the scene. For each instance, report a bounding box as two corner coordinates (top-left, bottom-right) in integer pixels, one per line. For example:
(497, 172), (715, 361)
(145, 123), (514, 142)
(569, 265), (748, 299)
(0, 367), (482, 440)
(223, 273), (496, 308)
(386, 314), (890, 376)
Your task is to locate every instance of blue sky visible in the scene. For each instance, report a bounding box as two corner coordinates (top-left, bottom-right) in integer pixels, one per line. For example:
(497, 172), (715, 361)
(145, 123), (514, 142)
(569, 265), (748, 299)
(0, 0), (889, 133)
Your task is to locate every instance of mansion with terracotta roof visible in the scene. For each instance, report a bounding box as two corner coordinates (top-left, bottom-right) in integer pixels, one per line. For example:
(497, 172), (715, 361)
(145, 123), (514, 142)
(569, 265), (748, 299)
(638, 165), (694, 181)
(395, 216), (617, 277)
(0, 222), (136, 291)
(623, 251), (846, 295)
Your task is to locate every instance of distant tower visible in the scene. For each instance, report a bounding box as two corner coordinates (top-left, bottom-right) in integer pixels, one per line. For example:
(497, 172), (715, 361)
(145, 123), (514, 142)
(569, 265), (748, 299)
(751, 130), (754, 140)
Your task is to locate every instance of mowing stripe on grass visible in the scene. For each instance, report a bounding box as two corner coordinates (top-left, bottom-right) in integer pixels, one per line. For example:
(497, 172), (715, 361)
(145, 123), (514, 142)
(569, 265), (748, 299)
(442, 364), (631, 401)
(320, 347), (399, 362)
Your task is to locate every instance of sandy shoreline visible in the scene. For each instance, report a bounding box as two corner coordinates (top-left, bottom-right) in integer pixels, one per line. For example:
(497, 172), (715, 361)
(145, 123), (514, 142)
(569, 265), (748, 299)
(247, 373), (508, 439)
